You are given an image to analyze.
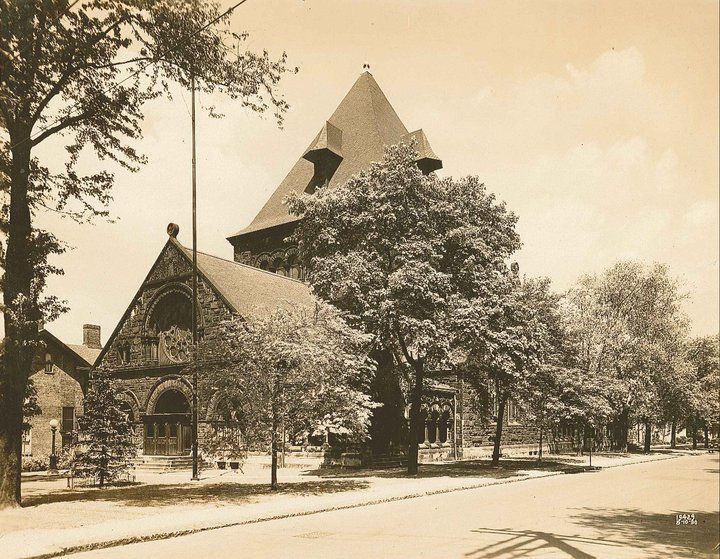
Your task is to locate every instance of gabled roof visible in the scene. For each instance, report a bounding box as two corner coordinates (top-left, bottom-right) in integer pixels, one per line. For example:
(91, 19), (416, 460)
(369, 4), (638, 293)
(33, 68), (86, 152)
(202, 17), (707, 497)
(96, 236), (314, 367)
(67, 344), (102, 366)
(40, 329), (100, 368)
(229, 71), (430, 239)
(172, 238), (314, 316)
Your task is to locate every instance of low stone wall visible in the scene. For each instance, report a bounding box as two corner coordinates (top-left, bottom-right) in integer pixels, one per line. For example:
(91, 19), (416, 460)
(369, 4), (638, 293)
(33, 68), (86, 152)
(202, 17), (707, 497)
(419, 444), (456, 463)
(462, 441), (551, 460)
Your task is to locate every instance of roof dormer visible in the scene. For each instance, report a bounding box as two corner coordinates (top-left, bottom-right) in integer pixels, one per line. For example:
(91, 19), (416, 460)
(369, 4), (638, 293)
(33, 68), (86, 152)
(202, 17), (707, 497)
(303, 121), (343, 192)
(401, 129), (442, 175)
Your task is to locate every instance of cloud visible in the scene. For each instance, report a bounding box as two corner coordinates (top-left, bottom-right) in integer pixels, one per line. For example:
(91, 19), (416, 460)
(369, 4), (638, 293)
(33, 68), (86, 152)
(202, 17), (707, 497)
(441, 47), (718, 333)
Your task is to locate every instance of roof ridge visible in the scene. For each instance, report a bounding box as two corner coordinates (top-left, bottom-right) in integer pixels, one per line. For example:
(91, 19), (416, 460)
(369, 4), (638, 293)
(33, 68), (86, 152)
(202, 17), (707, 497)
(365, 72), (406, 148)
(364, 73), (385, 160)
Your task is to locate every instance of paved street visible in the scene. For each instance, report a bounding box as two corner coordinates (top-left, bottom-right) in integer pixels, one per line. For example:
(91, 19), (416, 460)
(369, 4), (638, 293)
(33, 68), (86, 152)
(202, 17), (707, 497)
(69, 453), (719, 559)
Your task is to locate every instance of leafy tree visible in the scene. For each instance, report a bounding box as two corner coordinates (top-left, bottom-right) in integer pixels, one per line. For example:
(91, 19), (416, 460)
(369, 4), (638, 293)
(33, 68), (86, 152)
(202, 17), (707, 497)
(550, 366), (613, 453)
(197, 303), (376, 490)
(655, 353), (696, 449)
(452, 275), (556, 465)
(22, 377), (41, 428)
(686, 334), (719, 448)
(0, 0), (295, 506)
(564, 261), (689, 452)
(72, 370), (136, 487)
(287, 143), (520, 474)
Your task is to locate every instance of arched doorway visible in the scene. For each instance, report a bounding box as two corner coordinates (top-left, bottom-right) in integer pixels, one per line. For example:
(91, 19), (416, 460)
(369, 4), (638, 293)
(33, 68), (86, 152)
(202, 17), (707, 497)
(144, 389), (192, 456)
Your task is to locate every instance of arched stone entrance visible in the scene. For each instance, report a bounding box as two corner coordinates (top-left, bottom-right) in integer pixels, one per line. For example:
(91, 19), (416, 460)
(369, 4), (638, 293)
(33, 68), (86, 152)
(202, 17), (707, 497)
(144, 379), (193, 456)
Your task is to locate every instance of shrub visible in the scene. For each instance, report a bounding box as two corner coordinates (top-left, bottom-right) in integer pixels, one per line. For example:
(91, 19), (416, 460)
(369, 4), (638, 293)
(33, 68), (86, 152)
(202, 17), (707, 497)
(22, 457), (49, 472)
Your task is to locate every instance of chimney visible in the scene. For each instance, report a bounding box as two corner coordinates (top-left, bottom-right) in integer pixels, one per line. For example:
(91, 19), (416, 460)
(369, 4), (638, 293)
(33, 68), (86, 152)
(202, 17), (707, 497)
(83, 324), (102, 349)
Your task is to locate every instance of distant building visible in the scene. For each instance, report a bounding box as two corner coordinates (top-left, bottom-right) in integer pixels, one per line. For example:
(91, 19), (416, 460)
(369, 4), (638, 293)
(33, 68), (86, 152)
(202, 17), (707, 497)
(23, 325), (102, 460)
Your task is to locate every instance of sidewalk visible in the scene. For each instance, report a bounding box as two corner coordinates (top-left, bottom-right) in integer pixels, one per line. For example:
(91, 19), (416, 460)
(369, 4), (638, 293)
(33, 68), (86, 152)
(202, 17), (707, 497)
(0, 449), (709, 559)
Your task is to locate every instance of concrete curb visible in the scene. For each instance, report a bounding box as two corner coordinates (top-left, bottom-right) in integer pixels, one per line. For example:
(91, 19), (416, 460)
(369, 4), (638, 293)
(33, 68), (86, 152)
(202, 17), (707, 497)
(20, 451), (705, 559)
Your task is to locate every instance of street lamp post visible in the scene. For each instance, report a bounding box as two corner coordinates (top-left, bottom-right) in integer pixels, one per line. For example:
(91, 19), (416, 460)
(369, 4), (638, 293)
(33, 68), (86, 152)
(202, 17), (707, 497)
(49, 419), (59, 473)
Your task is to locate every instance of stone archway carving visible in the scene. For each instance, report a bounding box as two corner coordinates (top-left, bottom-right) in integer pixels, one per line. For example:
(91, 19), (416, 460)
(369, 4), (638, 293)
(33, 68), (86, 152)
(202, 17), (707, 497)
(255, 253), (271, 270)
(145, 375), (194, 415)
(205, 390), (222, 421)
(143, 283), (203, 334)
(117, 390), (141, 420)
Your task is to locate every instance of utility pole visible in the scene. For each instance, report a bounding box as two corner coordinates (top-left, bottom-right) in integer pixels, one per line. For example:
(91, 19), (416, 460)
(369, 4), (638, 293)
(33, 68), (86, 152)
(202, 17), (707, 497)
(191, 66), (200, 482)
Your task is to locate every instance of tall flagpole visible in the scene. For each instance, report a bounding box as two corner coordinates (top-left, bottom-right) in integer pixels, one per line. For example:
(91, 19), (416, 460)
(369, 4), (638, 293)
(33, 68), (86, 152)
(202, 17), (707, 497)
(191, 66), (200, 481)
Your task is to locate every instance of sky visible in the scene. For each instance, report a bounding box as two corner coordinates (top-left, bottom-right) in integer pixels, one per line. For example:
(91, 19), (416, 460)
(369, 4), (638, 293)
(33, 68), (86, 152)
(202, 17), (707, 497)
(25, 0), (720, 345)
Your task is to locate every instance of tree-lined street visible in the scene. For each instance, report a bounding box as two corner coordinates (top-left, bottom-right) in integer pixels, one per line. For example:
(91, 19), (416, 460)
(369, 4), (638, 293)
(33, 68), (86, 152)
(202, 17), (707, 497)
(67, 453), (719, 559)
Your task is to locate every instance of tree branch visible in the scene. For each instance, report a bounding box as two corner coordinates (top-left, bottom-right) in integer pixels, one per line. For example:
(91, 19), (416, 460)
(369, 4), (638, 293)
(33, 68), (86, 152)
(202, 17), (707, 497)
(31, 108), (95, 146)
(394, 326), (416, 367)
(31, 14), (132, 125)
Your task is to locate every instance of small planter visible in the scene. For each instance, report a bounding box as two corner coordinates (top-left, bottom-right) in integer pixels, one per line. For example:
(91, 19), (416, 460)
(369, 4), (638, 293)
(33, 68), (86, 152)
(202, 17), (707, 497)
(216, 461), (226, 470)
(229, 461), (240, 470)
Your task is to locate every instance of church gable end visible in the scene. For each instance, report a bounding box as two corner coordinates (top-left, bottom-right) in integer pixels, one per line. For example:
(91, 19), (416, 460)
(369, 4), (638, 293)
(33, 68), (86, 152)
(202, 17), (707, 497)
(97, 240), (235, 371)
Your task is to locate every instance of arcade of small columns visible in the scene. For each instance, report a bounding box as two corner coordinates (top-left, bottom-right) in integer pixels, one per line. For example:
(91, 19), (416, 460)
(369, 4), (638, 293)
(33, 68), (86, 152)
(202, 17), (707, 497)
(417, 399), (456, 446)
(253, 247), (305, 280)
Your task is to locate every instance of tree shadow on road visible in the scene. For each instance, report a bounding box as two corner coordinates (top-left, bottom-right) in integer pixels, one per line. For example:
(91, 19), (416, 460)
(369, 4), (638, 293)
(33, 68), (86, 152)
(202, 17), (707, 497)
(570, 507), (719, 559)
(22, 479), (368, 508)
(307, 458), (588, 480)
(464, 527), (625, 559)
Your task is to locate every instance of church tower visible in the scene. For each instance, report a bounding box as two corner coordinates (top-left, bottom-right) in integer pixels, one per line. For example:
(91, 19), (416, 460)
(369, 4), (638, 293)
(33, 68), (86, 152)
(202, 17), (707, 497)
(226, 71), (442, 277)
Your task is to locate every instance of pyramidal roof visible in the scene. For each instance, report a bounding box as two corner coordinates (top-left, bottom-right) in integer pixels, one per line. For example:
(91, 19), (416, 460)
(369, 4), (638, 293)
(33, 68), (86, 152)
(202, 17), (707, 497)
(229, 72), (421, 239)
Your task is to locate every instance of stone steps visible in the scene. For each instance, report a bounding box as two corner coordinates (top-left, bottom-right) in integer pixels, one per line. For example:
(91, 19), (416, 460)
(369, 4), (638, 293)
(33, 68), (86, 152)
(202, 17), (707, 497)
(370, 453), (407, 469)
(132, 455), (195, 472)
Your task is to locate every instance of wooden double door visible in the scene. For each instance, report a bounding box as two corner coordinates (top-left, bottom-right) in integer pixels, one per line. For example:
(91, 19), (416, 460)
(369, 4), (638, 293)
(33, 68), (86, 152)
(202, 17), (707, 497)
(144, 414), (192, 456)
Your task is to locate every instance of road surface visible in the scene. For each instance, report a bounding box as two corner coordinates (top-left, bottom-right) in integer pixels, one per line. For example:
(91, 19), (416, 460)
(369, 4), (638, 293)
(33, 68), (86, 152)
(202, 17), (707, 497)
(69, 453), (719, 559)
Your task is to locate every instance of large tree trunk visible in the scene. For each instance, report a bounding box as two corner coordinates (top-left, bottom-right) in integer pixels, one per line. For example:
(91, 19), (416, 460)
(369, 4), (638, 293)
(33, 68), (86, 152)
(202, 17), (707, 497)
(538, 426), (543, 462)
(0, 136), (36, 509)
(614, 408), (629, 452)
(407, 363), (424, 475)
(703, 423), (709, 449)
(691, 417), (697, 450)
(270, 419), (278, 490)
(670, 419), (676, 449)
(491, 386), (505, 466)
(643, 420), (651, 454)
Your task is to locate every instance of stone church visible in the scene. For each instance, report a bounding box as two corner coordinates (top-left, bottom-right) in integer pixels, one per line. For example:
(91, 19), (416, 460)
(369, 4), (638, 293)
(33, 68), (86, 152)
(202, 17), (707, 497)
(97, 71), (541, 466)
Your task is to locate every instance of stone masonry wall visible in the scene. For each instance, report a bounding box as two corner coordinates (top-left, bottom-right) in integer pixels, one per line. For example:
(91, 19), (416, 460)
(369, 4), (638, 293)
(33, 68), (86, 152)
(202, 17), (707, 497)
(100, 242), (235, 371)
(98, 241), (238, 454)
(459, 378), (540, 452)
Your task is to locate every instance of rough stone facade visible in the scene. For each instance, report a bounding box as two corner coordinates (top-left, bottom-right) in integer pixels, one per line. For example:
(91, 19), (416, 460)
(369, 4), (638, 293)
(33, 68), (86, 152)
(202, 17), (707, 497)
(229, 222), (304, 279)
(97, 241), (237, 456)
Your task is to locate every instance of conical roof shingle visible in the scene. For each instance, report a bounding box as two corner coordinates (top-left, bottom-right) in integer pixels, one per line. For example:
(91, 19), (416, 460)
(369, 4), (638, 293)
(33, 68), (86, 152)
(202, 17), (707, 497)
(228, 72), (422, 239)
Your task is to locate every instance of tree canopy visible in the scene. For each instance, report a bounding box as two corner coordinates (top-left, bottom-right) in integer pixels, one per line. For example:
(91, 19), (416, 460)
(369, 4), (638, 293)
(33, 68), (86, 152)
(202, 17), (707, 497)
(0, 0), (296, 507)
(196, 302), (376, 489)
(563, 261), (691, 451)
(287, 143), (521, 473)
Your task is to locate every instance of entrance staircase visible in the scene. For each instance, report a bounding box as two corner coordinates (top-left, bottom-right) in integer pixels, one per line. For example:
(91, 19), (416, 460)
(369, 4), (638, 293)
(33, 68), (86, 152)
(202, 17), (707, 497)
(369, 452), (407, 469)
(132, 455), (195, 473)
